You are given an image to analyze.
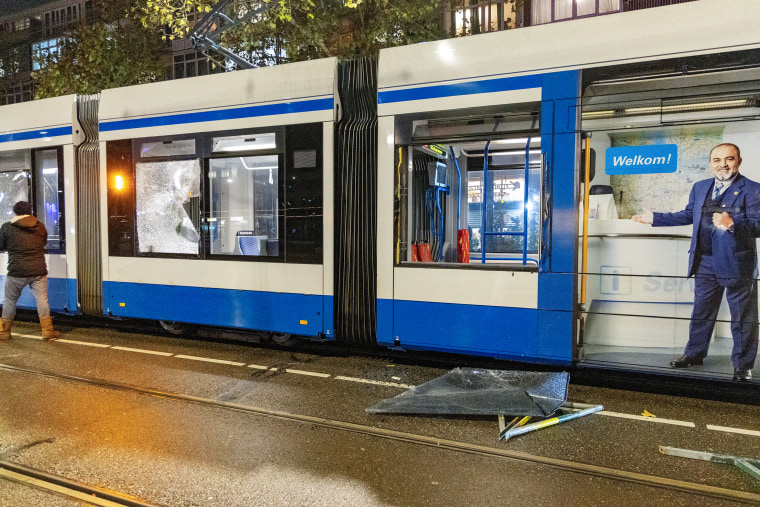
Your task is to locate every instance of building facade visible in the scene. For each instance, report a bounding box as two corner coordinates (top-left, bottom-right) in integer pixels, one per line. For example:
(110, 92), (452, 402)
(0, 0), (699, 105)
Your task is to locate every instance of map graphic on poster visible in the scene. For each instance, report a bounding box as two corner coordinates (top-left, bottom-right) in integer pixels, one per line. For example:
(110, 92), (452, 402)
(608, 127), (724, 219)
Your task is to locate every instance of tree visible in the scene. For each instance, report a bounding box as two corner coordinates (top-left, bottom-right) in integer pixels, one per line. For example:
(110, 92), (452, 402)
(132, 0), (449, 67)
(33, 2), (164, 99)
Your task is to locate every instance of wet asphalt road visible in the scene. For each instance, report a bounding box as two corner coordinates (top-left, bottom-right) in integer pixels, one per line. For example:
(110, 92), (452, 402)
(1, 320), (759, 506)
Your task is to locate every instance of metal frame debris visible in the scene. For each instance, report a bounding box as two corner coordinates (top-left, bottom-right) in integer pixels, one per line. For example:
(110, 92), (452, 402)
(660, 446), (760, 483)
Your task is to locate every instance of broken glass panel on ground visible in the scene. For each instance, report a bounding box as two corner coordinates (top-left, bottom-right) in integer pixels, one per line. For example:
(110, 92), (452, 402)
(366, 368), (570, 417)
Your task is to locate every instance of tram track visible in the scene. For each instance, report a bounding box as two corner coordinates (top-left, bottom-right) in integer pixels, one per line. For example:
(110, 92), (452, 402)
(0, 459), (157, 507)
(2, 362), (759, 505)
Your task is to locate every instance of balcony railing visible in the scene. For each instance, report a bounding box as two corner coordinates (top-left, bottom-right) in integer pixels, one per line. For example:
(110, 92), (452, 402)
(623, 0), (698, 11)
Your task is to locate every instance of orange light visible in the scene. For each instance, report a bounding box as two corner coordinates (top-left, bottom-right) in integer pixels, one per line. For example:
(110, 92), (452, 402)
(115, 175), (124, 190)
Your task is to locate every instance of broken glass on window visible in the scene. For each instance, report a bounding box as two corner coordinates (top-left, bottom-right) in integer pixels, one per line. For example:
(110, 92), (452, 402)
(0, 149), (31, 228)
(136, 159), (201, 255)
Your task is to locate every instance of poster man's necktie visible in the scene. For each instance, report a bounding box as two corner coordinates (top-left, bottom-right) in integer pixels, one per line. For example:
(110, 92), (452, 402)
(713, 182), (723, 200)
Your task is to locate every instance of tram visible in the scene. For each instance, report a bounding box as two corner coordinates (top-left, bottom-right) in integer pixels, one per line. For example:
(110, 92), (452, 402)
(1, 0), (759, 378)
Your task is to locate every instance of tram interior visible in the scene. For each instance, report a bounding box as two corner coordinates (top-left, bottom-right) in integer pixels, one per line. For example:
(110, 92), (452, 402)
(397, 111), (542, 267)
(579, 67), (760, 377)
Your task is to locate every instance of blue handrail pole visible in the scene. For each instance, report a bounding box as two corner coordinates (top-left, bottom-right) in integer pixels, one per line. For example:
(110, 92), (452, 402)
(481, 140), (491, 264)
(436, 188), (445, 261)
(522, 138), (531, 265)
(449, 146), (462, 229)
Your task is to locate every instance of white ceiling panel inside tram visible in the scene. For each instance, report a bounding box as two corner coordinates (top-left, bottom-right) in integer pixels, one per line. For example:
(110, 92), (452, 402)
(582, 67), (760, 130)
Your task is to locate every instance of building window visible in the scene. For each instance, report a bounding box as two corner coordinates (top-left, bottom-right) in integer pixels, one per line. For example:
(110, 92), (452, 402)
(449, 0), (519, 35)
(32, 37), (66, 71)
(173, 51), (224, 80)
(1, 83), (32, 105)
(0, 47), (25, 78)
(41, 3), (81, 36)
(533, 0), (620, 24)
(2, 17), (30, 33)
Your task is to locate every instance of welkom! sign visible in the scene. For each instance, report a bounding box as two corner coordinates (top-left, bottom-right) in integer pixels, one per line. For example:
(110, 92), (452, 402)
(605, 145), (678, 175)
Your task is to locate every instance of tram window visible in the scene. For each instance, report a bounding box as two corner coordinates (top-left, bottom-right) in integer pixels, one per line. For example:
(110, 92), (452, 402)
(212, 134), (276, 153)
(207, 154), (279, 256)
(33, 148), (62, 251)
(135, 159), (201, 255)
(284, 123), (323, 264)
(108, 124), (322, 262)
(106, 140), (135, 257)
(0, 149), (31, 227)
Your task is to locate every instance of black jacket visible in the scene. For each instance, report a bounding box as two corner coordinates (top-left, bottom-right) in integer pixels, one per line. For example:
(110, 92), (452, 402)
(0, 215), (48, 277)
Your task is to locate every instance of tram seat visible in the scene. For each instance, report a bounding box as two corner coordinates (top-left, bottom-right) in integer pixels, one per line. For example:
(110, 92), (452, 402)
(236, 231), (268, 256)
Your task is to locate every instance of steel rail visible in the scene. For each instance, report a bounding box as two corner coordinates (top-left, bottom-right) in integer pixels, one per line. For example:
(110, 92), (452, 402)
(0, 460), (157, 507)
(1, 363), (759, 504)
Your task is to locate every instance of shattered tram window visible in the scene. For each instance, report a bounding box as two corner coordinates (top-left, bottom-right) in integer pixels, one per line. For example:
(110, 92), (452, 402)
(0, 149), (31, 227)
(136, 159), (201, 255)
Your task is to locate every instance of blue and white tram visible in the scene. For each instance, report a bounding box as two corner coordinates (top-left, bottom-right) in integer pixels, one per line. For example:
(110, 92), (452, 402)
(0, 95), (77, 315)
(1, 0), (760, 380)
(97, 58), (338, 339)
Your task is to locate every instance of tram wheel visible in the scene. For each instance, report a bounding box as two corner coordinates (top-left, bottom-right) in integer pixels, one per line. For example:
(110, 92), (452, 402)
(159, 320), (195, 336)
(271, 332), (300, 347)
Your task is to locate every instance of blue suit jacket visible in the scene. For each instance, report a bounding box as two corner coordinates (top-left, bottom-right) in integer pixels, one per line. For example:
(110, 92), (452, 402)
(653, 174), (760, 286)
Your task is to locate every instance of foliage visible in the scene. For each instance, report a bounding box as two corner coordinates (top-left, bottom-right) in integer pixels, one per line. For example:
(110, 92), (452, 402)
(32, 2), (164, 99)
(132, 0), (448, 66)
(132, 0), (218, 41)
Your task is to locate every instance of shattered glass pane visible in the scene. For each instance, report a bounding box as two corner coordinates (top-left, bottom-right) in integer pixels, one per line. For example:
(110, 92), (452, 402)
(136, 159), (201, 254)
(367, 368), (569, 417)
(0, 149), (31, 228)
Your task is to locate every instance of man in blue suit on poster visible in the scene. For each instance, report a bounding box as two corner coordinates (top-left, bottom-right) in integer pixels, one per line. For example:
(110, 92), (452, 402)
(633, 143), (760, 381)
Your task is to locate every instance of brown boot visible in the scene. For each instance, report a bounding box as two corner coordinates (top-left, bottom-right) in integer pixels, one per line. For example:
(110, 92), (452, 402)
(0, 319), (11, 341)
(40, 316), (60, 340)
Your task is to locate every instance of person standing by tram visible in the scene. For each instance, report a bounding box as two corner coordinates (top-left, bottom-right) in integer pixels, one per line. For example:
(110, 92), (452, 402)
(633, 143), (760, 382)
(0, 200), (61, 341)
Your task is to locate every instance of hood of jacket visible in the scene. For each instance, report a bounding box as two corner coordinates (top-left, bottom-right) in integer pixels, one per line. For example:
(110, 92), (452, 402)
(11, 215), (40, 230)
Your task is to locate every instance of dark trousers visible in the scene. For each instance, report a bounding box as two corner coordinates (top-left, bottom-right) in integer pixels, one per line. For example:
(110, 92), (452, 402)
(685, 255), (759, 371)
